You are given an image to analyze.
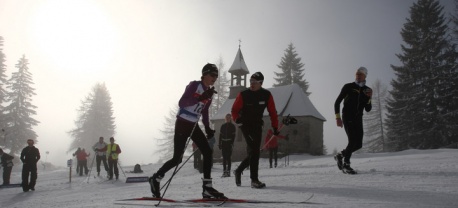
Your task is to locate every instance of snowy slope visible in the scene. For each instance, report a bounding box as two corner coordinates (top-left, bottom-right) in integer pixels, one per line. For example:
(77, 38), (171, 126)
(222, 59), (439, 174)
(1, 149), (457, 208)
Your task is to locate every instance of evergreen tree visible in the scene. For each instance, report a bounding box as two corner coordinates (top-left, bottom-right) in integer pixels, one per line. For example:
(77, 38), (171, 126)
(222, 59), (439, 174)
(154, 106), (180, 163)
(386, 0), (458, 150)
(68, 83), (116, 152)
(0, 37), (8, 143)
(273, 43), (310, 95)
(363, 79), (388, 153)
(210, 56), (230, 119)
(3, 55), (39, 154)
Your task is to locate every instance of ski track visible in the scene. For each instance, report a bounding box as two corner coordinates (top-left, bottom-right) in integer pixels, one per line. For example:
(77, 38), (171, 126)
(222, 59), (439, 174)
(1, 149), (457, 208)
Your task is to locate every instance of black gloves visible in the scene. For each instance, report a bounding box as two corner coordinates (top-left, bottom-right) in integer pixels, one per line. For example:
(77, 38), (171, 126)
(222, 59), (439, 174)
(273, 128), (280, 136)
(198, 87), (217, 101)
(205, 126), (215, 139)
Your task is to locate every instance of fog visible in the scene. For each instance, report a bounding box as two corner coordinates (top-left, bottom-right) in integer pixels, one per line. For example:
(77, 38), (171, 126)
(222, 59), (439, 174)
(0, 0), (454, 166)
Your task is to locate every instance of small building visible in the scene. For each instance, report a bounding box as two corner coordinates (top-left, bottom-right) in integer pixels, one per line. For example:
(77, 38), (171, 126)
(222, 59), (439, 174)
(211, 46), (326, 162)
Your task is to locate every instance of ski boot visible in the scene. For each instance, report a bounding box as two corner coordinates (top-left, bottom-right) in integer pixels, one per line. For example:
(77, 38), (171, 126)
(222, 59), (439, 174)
(233, 170), (241, 186)
(202, 178), (226, 199)
(149, 173), (163, 198)
(342, 163), (357, 175)
(226, 170), (231, 177)
(251, 180), (266, 189)
(334, 152), (343, 170)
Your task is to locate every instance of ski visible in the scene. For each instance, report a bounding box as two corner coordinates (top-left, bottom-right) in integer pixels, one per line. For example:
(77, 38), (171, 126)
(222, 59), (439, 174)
(116, 194), (315, 205)
(115, 197), (224, 207)
(0, 183), (22, 188)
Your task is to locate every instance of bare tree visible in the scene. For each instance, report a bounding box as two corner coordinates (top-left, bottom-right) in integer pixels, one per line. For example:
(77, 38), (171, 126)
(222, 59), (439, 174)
(363, 79), (388, 152)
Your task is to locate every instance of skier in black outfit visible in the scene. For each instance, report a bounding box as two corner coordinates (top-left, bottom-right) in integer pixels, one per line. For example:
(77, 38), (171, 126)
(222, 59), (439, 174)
(149, 63), (225, 199)
(219, 113), (236, 177)
(20, 139), (40, 192)
(231, 72), (279, 188)
(334, 67), (372, 174)
(0, 148), (14, 185)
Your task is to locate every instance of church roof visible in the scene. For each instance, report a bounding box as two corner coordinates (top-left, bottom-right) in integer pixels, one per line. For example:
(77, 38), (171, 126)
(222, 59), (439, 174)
(211, 84), (326, 121)
(228, 48), (249, 74)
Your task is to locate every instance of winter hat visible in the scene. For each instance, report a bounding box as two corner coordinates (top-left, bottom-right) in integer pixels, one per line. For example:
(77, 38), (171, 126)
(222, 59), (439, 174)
(202, 63), (218, 76)
(356, 67), (368, 76)
(251, 72), (264, 82)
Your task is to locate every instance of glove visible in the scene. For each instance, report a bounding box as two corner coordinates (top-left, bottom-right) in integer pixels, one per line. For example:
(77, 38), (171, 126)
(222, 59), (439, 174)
(198, 87), (216, 101)
(273, 128), (280, 136)
(235, 118), (243, 127)
(205, 126), (215, 139)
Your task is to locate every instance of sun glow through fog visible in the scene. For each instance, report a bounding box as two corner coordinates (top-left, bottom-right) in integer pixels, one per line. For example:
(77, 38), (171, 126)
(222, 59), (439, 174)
(29, 0), (118, 74)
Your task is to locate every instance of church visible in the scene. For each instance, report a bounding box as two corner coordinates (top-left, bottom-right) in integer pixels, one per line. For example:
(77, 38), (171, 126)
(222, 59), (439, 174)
(210, 46), (326, 162)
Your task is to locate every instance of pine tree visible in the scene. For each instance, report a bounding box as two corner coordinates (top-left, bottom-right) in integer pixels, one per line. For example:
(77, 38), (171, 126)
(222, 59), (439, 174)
(210, 56), (230, 119)
(273, 43), (311, 95)
(68, 83), (116, 152)
(0, 37), (8, 143)
(386, 0), (458, 150)
(3, 55), (39, 154)
(154, 106), (179, 163)
(363, 79), (388, 153)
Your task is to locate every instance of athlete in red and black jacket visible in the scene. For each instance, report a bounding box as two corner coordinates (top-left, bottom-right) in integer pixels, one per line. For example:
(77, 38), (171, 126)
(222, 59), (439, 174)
(334, 67), (372, 174)
(232, 71), (278, 188)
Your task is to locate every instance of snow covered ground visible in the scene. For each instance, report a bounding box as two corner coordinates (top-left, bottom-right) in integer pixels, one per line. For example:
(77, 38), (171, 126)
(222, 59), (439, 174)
(1, 149), (457, 208)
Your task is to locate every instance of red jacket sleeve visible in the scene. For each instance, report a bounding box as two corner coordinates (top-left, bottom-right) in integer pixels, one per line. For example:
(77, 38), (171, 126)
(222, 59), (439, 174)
(231, 92), (243, 121)
(267, 94), (278, 129)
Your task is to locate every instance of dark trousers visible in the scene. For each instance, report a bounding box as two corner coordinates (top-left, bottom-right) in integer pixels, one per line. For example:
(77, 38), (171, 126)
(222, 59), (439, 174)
(22, 163), (37, 190)
(78, 160), (89, 176)
(342, 116), (364, 163)
(2, 166), (12, 185)
(193, 149), (203, 173)
(221, 144), (233, 171)
(269, 146), (278, 167)
(96, 155), (108, 173)
(157, 119), (212, 179)
(108, 159), (119, 179)
(236, 124), (262, 181)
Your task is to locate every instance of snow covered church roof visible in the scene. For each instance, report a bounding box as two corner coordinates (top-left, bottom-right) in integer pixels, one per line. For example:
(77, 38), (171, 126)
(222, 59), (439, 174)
(211, 84), (326, 121)
(228, 48), (249, 74)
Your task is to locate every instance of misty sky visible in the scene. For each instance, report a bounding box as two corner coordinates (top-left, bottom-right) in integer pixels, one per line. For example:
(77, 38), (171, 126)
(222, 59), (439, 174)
(0, 0), (455, 166)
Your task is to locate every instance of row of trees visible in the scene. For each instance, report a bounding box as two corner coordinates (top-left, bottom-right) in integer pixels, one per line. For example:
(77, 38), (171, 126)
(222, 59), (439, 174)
(0, 36), (39, 155)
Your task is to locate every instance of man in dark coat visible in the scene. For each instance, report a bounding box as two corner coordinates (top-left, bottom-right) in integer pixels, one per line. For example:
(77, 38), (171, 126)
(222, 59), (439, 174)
(219, 113), (236, 177)
(0, 148), (14, 185)
(20, 139), (40, 192)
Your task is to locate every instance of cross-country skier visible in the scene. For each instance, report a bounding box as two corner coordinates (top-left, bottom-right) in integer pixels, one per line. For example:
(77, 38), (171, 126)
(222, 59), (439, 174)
(231, 72), (279, 188)
(334, 67), (372, 174)
(93, 137), (108, 177)
(219, 113), (236, 177)
(149, 63), (225, 199)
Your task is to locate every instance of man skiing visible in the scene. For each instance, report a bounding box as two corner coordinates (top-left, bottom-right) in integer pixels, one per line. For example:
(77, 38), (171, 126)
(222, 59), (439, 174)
(93, 137), (108, 177)
(219, 113), (236, 177)
(231, 72), (279, 188)
(149, 63), (225, 199)
(20, 139), (40, 192)
(334, 66), (372, 174)
(0, 148), (14, 185)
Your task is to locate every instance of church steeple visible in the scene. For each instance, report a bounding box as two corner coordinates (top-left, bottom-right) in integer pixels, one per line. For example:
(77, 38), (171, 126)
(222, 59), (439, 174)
(228, 41), (249, 98)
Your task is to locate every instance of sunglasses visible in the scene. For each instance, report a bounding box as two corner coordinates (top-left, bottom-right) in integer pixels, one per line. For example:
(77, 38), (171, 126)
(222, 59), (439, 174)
(250, 79), (262, 84)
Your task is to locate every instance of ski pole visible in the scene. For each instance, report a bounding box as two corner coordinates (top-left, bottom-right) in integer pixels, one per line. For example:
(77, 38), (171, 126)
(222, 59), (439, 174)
(117, 160), (127, 178)
(86, 154), (96, 183)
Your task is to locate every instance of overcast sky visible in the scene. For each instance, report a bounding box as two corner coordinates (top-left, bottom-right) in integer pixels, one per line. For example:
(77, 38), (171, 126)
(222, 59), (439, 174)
(0, 0), (455, 166)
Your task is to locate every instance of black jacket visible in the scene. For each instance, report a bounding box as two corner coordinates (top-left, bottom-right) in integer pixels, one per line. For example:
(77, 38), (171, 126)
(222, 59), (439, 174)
(1, 152), (14, 168)
(20, 146), (40, 165)
(219, 122), (236, 147)
(334, 82), (372, 119)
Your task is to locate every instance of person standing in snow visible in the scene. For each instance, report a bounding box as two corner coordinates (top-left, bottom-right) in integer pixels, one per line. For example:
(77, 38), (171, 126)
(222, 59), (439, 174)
(219, 113), (236, 177)
(93, 137), (108, 177)
(72, 147), (81, 175)
(263, 129), (286, 168)
(334, 67), (372, 174)
(106, 137), (121, 180)
(0, 148), (14, 185)
(231, 71), (279, 189)
(77, 148), (90, 176)
(149, 63), (225, 199)
(20, 139), (40, 192)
